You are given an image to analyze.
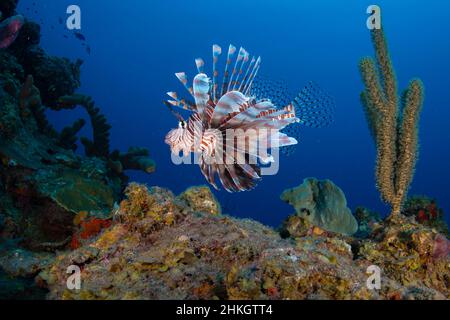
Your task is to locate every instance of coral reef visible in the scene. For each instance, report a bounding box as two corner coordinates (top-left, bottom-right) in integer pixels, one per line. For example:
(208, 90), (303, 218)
(33, 183), (448, 300)
(402, 196), (448, 235)
(56, 94), (111, 158)
(355, 214), (449, 298)
(109, 147), (156, 175)
(359, 27), (425, 216)
(353, 207), (382, 239)
(178, 186), (221, 216)
(280, 178), (358, 236)
(0, 1), (155, 254)
(0, 0), (19, 19)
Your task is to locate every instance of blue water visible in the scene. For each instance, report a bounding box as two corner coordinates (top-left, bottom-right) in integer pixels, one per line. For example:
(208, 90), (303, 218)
(17, 0), (450, 227)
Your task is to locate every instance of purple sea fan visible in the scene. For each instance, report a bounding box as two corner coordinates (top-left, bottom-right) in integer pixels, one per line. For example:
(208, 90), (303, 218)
(0, 14), (24, 49)
(163, 44), (331, 192)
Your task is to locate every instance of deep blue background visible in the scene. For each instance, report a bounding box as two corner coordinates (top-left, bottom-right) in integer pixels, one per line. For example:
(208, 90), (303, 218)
(17, 0), (450, 227)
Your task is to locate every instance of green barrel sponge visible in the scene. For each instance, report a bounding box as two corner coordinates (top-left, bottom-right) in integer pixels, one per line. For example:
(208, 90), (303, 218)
(281, 178), (358, 236)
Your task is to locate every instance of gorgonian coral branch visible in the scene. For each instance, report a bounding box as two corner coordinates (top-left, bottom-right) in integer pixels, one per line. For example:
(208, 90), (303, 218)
(359, 28), (424, 216)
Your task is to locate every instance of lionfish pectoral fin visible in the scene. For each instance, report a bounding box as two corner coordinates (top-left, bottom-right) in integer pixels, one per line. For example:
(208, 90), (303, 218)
(211, 91), (249, 127)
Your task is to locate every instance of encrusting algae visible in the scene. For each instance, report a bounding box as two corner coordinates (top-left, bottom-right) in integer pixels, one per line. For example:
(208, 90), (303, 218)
(360, 27), (424, 216)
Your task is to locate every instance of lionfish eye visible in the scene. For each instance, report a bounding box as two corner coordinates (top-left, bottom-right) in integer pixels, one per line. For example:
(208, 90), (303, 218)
(179, 121), (186, 129)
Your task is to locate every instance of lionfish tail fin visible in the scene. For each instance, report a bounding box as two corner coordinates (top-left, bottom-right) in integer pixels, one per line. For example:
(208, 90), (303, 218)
(293, 81), (335, 128)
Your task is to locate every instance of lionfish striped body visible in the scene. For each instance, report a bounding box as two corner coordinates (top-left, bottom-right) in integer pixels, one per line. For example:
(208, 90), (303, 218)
(164, 44), (332, 192)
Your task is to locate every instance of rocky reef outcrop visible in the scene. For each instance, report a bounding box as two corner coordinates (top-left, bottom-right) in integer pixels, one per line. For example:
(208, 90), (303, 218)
(34, 183), (449, 300)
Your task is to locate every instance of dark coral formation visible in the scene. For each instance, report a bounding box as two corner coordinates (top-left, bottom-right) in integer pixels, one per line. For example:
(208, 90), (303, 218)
(0, 1), (154, 258)
(0, 0), (19, 19)
(7, 18), (82, 108)
(33, 184), (448, 300)
(56, 94), (111, 158)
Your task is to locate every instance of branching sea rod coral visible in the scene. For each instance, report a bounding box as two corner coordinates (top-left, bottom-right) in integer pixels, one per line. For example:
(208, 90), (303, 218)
(359, 28), (424, 216)
(56, 94), (111, 158)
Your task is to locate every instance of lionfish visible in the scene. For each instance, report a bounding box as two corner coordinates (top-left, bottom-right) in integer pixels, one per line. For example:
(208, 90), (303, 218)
(164, 45), (334, 192)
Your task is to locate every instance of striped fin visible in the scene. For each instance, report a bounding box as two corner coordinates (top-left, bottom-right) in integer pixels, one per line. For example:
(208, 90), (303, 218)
(232, 49), (249, 91)
(166, 92), (194, 111)
(220, 45), (237, 97)
(257, 104), (296, 120)
(200, 162), (219, 190)
(227, 47), (246, 93)
(195, 58), (205, 74)
(211, 91), (248, 127)
(193, 73), (210, 116)
(225, 164), (246, 191)
(219, 100), (281, 130)
(212, 44), (222, 103)
(243, 57), (261, 95)
(175, 72), (194, 96)
(239, 57), (256, 92)
(163, 100), (186, 123)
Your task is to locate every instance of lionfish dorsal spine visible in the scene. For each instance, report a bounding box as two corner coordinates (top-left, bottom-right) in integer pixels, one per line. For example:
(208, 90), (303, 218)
(195, 58), (205, 74)
(227, 47), (246, 93)
(166, 92), (194, 111)
(212, 44), (222, 103)
(175, 72), (194, 96)
(220, 45), (237, 97)
(192, 74), (210, 118)
(232, 49), (250, 91)
(243, 56), (261, 96)
(238, 56), (256, 92)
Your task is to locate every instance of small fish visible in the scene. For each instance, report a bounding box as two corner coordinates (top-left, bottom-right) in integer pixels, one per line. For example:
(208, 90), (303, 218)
(74, 31), (86, 41)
